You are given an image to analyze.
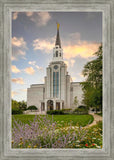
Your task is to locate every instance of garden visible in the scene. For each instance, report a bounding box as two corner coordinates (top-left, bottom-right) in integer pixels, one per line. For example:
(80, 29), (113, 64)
(12, 114), (102, 149)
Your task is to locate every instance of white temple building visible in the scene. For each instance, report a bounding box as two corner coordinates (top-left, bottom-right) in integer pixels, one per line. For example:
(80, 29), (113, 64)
(27, 23), (83, 113)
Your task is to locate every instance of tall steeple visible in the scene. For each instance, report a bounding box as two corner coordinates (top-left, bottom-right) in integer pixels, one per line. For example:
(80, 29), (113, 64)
(52, 23), (63, 61)
(55, 23), (61, 48)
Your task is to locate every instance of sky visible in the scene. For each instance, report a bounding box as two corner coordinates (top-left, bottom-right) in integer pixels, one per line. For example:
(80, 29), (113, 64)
(11, 12), (102, 102)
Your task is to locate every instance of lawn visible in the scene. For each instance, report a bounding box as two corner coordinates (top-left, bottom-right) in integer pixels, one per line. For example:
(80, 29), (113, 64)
(12, 114), (94, 128)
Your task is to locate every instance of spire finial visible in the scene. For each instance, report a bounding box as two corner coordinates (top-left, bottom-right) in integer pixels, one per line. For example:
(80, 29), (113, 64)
(55, 22), (61, 48)
(57, 22), (60, 30)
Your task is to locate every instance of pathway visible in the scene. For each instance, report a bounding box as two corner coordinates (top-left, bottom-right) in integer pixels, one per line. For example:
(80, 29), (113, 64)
(83, 112), (102, 128)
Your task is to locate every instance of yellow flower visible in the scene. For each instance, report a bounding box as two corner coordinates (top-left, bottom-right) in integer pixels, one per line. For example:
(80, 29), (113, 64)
(27, 145), (31, 148)
(20, 137), (23, 140)
(40, 147), (42, 149)
(11, 140), (14, 144)
(34, 145), (37, 148)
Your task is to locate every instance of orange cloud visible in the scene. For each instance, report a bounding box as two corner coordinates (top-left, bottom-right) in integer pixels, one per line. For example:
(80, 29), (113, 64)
(12, 78), (24, 84)
(63, 42), (100, 59)
(33, 37), (100, 59)
(26, 12), (33, 17)
(11, 56), (17, 61)
(12, 37), (27, 49)
(12, 65), (21, 73)
(24, 67), (35, 75)
(11, 91), (18, 98)
(12, 12), (19, 20)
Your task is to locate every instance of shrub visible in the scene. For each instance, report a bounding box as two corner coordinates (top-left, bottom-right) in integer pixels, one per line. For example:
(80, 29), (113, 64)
(47, 110), (64, 115)
(74, 108), (88, 115)
(12, 108), (23, 115)
(27, 105), (37, 111)
(78, 105), (87, 109)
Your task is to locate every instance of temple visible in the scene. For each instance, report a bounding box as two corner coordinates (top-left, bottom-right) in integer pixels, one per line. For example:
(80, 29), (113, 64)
(27, 23), (83, 113)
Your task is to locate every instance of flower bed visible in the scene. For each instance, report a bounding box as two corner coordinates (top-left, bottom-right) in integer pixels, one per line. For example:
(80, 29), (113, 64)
(12, 115), (102, 148)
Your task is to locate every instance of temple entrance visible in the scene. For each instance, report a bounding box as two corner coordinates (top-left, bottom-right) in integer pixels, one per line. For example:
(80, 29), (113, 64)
(56, 102), (60, 110)
(47, 100), (53, 111)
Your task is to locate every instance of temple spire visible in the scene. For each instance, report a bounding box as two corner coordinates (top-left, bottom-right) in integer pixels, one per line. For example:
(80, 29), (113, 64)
(55, 23), (61, 48)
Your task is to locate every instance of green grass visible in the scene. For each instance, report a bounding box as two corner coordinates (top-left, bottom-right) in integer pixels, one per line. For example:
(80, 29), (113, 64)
(12, 114), (94, 127)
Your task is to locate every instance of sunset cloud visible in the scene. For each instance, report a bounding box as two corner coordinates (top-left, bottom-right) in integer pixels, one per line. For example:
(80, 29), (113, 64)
(26, 12), (33, 17)
(28, 61), (43, 71)
(12, 65), (21, 73)
(12, 78), (24, 84)
(11, 91), (18, 98)
(12, 37), (27, 49)
(33, 36), (100, 59)
(24, 67), (35, 75)
(12, 37), (27, 61)
(28, 61), (36, 65)
(11, 56), (17, 61)
(64, 59), (75, 68)
(12, 12), (19, 20)
(33, 39), (54, 53)
(63, 41), (100, 59)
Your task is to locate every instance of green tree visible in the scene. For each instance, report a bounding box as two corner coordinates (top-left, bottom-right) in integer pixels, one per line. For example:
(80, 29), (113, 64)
(81, 45), (102, 113)
(27, 105), (37, 112)
(18, 100), (27, 111)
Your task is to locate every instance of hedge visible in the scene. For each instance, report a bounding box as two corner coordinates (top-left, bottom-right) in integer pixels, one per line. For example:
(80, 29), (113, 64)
(47, 110), (64, 115)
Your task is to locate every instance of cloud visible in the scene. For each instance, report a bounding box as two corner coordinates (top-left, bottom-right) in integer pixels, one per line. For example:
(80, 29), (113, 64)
(33, 38), (54, 53)
(12, 12), (19, 20)
(12, 37), (27, 49)
(11, 91), (19, 98)
(11, 56), (17, 61)
(28, 61), (43, 71)
(12, 37), (27, 61)
(64, 59), (75, 68)
(33, 35), (100, 59)
(63, 41), (100, 59)
(28, 61), (36, 65)
(29, 12), (51, 26)
(72, 77), (77, 81)
(26, 12), (33, 17)
(12, 65), (21, 73)
(12, 78), (24, 84)
(19, 89), (27, 92)
(24, 67), (35, 75)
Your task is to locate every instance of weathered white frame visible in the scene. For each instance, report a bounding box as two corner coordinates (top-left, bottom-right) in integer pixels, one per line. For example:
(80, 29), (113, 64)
(0, 0), (114, 160)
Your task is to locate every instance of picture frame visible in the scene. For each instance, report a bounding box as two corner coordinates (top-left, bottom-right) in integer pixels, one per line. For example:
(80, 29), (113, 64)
(0, 0), (114, 159)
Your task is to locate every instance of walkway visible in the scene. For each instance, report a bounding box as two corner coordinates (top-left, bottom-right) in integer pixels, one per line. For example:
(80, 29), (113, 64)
(83, 112), (102, 128)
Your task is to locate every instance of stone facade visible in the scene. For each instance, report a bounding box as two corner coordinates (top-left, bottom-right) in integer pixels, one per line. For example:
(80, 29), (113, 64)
(27, 24), (83, 113)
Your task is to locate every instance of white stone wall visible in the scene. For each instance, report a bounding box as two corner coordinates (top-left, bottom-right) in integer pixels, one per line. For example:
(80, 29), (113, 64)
(70, 82), (83, 108)
(27, 84), (45, 111)
(66, 75), (71, 108)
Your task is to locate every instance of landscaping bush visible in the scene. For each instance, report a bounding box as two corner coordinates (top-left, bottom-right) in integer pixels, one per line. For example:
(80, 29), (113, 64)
(47, 110), (64, 115)
(78, 105), (87, 109)
(74, 108), (88, 115)
(12, 108), (23, 115)
(27, 105), (37, 111)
